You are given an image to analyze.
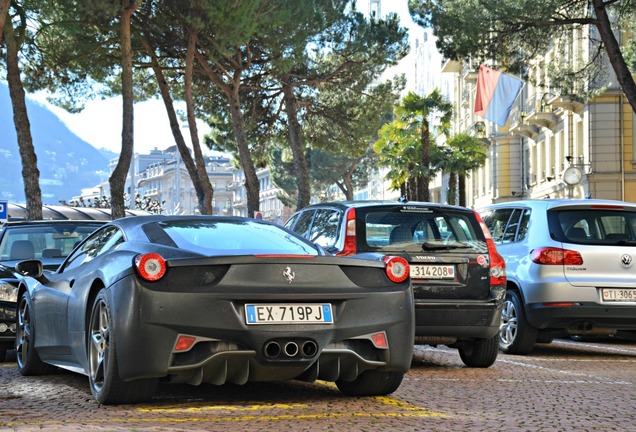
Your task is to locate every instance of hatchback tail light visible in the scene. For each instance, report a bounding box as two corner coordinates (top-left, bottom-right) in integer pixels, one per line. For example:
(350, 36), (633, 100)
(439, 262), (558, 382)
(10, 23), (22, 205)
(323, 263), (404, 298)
(531, 247), (583, 265)
(336, 208), (357, 256)
(135, 253), (167, 281)
(474, 211), (507, 287)
(383, 255), (410, 283)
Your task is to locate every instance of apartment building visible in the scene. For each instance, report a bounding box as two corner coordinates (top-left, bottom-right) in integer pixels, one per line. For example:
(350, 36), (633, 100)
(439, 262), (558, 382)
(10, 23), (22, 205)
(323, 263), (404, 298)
(73, 147), (235, 215)
(442, 29), (635, 207)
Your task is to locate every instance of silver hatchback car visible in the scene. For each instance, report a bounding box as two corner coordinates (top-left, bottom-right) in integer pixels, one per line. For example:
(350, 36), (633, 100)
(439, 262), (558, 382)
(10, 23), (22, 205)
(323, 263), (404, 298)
(479, 199), (636, 354)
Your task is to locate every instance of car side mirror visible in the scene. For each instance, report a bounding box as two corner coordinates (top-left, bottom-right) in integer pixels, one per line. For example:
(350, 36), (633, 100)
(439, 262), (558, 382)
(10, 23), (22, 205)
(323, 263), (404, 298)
(15, 259), (46, 282)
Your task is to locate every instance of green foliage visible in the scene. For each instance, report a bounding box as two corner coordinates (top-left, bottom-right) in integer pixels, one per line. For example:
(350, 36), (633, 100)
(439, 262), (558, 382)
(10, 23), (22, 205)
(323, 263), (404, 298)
(374, 89), (452, 195)
(304, 76), (404, 163)
(408, 0), (565, 72)
(3, 0), (412, 211)
(408, 0), (636, 95)
(431, 132), (488, 205)
(432, 132), (488, 178)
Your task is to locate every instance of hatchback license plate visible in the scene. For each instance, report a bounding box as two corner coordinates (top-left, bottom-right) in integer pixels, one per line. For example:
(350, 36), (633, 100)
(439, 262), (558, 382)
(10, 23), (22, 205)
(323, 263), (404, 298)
(245, 304), (333, 324)
(410, 265), (455, 279)
(601, 289), (636, 302)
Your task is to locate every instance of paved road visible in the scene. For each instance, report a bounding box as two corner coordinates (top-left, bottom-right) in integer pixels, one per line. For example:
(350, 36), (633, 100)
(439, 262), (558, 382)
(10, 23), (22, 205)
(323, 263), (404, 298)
(1, 338), (634, 431)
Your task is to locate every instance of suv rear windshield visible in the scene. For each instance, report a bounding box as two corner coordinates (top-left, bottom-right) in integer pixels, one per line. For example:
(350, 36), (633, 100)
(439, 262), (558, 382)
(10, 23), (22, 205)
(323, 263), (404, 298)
(363, 208), (485, 252)
(549, 209), (636, 245)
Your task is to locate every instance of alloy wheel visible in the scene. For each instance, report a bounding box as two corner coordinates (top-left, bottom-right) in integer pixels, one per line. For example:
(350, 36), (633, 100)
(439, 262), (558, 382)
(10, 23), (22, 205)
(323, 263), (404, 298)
(89, 299), (110, 393)
(500, 298), (518, 347)
(16, 297), (32, 369)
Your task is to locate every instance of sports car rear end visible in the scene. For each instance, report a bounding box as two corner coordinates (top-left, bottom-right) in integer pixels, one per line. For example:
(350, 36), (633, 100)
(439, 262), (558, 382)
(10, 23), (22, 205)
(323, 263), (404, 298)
(110, 253), (414, 390)
(16, 215), (414, 404)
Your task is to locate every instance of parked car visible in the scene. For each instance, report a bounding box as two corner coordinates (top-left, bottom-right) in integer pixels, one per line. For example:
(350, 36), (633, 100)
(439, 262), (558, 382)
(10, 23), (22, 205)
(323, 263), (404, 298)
(478, 199), (636, 354)
(284, 200), (507, 367)
(0, 219), (106, 361)
(15, 215), (414, 404)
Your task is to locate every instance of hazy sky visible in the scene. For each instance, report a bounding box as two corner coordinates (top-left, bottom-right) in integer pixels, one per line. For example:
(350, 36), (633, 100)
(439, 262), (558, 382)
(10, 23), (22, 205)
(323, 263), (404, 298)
(30, 3), (419, 156)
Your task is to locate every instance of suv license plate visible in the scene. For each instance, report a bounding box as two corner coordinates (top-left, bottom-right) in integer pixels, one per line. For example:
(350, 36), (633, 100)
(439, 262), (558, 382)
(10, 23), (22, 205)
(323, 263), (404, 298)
(410, 265), (455, 279)
(601, 289), (636, 302)
(245, 304), (333, 324)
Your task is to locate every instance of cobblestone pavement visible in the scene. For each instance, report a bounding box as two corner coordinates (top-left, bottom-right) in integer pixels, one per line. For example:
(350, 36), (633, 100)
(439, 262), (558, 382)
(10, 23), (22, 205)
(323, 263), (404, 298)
(1, 338), (635, 431)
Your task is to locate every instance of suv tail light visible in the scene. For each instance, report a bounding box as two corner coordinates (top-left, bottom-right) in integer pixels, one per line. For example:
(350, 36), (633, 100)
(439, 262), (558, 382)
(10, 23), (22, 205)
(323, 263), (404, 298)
(336, 208), (357, 256)
(383, 256), (409, 283)
(474, 211), (507, 287)
(531, 247), (583, 265)
(135, 253), (167, 281)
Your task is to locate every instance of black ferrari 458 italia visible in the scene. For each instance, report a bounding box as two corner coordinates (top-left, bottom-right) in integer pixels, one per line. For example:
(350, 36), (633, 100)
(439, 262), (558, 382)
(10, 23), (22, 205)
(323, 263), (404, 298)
(14, 215), (414, 404)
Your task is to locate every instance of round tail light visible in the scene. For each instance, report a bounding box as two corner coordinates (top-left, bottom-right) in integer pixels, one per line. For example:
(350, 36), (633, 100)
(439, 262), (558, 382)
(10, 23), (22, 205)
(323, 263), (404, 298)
(135, 253), (167, 281)
(383, 255), (410, 283)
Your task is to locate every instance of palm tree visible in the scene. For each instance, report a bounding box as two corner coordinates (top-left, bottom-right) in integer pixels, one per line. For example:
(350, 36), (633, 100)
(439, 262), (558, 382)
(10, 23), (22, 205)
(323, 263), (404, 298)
(433, 133), (488, 206)
(374, 89), (452, 201)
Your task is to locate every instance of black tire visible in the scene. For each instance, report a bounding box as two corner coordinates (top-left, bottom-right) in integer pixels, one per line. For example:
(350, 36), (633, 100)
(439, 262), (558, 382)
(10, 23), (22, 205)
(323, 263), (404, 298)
(0, 346), (7, 363)
(458, 334), (499, 368)
(499, 290), (537, 355)
(88, 290), (157, 405)
(16, 291), (55, 375)
(336, 370), (404, 396)
(536, 335), (554, 344)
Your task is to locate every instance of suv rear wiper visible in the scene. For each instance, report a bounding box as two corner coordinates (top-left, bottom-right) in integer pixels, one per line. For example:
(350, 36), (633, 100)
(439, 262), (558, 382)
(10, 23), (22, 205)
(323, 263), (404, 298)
(618, 240), (636, 246)
(422, 241), (468, 250)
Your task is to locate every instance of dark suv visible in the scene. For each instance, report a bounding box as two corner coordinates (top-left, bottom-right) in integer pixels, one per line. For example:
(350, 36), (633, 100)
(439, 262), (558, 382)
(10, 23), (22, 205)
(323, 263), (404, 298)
(285, 200), (507, 367)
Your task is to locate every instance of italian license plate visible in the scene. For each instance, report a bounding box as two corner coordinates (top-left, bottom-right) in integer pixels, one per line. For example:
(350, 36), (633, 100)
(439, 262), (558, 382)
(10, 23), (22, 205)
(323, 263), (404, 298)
(410, 265), (455, 279)
(245, 304), (333, 324)
(601, 289), (636, 302)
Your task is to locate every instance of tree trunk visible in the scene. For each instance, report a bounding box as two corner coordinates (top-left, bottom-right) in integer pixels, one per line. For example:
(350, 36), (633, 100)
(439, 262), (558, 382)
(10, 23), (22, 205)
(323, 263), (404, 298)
(335, 169), (354, 201)
(4, 20), (43, 220)
(592, 0), (636, 115)
(184, 27), (214, 214)
(227, 87), (260, 217)
(447, 172), (457, 205)
(419, 118), (431, 202)
(458, 173), (466, 207)
(0, 0), (9, 42)
(281, 80), (311, 210)
(341, 162), (358, 201)
(194, 51), (260, 217)
(140, 35), (206, 214)
(109, 1), (140, 220)
(408, 174), (417, 201)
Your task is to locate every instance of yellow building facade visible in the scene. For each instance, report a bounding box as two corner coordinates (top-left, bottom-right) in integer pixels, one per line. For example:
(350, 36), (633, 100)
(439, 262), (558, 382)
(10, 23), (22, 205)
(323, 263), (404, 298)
(442, 34), (636, 207)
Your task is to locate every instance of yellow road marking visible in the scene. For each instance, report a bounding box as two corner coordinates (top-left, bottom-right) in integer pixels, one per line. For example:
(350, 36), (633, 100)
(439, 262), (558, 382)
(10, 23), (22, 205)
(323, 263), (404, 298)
(373, 395), (431, 411)
(136, 403), (308, 413)
(6, 410), (446, 427)
(4, 379), (448, 427)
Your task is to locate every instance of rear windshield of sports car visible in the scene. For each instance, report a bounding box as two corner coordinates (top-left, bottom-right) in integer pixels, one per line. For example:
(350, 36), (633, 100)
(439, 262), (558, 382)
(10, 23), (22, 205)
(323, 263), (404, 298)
(549, 208), (636, 245)
(363, 208), (486, 252)
(155, 220), (321, 255)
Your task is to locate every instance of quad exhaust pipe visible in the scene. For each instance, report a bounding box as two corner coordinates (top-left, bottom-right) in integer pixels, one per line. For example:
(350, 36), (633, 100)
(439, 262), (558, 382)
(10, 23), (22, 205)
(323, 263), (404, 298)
(263, 339), (318, 359)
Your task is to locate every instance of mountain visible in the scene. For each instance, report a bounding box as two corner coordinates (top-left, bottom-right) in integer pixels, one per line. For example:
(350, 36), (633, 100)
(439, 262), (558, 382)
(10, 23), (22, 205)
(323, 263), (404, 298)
(0, 82), (110, 204)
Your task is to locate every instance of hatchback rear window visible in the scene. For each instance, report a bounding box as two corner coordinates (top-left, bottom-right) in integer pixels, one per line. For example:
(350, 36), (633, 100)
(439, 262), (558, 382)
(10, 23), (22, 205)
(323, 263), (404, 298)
(550, 209), (636, 244)
(363, 208), (484, 251)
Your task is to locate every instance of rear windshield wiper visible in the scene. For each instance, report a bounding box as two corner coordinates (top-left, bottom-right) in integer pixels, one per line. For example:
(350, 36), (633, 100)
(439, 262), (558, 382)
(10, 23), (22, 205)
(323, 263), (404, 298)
(422, 241), (469, 250)
(618, 240), (636, 246)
